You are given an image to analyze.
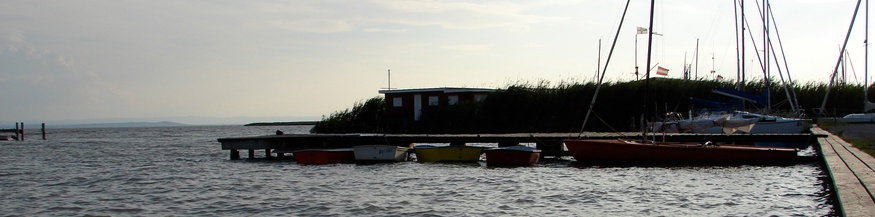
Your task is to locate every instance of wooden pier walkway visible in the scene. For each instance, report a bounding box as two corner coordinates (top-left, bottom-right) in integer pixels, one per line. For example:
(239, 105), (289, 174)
(217, 132), (817, 160)
(811, 127), (875, 217)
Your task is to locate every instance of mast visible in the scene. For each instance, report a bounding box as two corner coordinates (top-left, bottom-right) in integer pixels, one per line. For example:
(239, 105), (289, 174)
(741, 0), (746, 89)
(579, 0), (631, 137)
(695, 38), (699, 79)
(821, 0), (864, 114)
(867, 0), (871, 112)
(734, 0), (742, 88)
(763, 0), (771, 114)
(642, 0), (656, 140)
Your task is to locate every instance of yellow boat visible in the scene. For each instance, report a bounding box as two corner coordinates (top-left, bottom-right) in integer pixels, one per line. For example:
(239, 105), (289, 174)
(413, 145), (483, 163)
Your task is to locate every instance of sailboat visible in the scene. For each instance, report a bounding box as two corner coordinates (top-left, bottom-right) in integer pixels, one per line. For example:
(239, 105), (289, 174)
(822, 0), (875, 123)
(836, 0), (875, 123)
(564, 0), (798, 165)
(650, 0), (809, 135)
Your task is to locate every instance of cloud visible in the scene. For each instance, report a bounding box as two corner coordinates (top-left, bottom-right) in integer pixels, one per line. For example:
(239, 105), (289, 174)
(441, 44), (490, 52)
(0, 44), (131, 120)
(371, 0), (568, 31)
(363, 28), (409, 33)
(268, 19), (353, 33)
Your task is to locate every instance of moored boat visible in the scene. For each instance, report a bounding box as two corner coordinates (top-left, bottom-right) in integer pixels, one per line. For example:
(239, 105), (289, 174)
(563, 139), (797, 165)
(413, 145), (483, 163)
(293, 148), (355, 165)
(353, 145), (409, 163)
(484, 145), (541, 167)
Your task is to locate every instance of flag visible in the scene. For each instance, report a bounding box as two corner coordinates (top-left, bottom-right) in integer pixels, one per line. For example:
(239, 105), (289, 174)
(637, 27), (647, 34)
(656, 66), (669, 76)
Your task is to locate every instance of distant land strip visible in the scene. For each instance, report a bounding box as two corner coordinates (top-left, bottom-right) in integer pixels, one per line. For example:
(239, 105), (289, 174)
(244, 121), (319, 126)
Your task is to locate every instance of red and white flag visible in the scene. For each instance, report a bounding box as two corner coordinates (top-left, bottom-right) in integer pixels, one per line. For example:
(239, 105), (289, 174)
(656, 66), (669, 76)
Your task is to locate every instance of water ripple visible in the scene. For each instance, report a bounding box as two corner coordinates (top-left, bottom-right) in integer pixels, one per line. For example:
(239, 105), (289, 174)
(0, 126), (836, 216)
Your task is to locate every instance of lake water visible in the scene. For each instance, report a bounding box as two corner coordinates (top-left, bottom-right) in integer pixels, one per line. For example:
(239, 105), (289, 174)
(0, 125), (836, 216)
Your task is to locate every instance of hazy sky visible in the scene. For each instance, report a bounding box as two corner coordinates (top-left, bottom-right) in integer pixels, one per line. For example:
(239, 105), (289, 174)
(0, 0), (870, 125)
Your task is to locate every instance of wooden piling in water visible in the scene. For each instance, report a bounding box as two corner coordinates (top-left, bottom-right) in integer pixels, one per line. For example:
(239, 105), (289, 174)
(248, 149), (255, 159)
(230, 149), (240, 160)
(14, 122), (19, 141)
(41, 123), (46, 140)
(20, 122), (24, 141)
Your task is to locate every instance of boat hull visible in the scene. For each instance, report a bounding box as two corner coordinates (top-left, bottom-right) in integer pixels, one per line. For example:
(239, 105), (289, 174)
(485, 146), (540, 166)
(695, 119), (807, 134)
(564, 139), (797, 165)
(294, 149), (356, 165)
(414, 146), (483, 162)
(353, 145), (409, 163)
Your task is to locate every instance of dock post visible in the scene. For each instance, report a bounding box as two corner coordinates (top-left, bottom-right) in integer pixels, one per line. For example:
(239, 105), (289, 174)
(41, 123), (46, 140)
(14, 122), (20, 141)
(265, 149), (272, 159)
(248, 149), (255, 159)
(20, 122), (24, 141)
(230, 149), (240, 160)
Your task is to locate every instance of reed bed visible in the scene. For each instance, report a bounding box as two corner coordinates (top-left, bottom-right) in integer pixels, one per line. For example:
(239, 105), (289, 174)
(313, 78), (874, 134)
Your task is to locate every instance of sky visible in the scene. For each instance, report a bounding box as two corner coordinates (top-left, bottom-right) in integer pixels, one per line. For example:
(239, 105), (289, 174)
(0, 0), (871, 125)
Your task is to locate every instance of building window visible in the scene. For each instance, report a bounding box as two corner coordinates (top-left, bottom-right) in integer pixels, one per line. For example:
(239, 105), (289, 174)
(428, 96), (439, 106)
(393, 97), (402, 107)
(448, 95), (459, 105)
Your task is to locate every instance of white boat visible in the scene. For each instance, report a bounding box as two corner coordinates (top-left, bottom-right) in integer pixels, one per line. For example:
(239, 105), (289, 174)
(353, 145), (409, 163)
(829, 113), (875, 123)
(651, 111), (807, 134)
(692, 111), (808, 134)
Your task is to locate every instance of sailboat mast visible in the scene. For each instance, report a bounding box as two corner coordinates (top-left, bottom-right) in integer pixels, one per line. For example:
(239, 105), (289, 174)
(734, 0), (742, 88)
(764, 0), (771, 114)
(820, 0), (864, 114)
(642, 0), (656, 140)
(579, 0), (631, 137)
(695, 38), (699, 79)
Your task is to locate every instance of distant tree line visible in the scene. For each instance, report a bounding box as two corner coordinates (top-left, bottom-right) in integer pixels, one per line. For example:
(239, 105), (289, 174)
(311, 78), (874, 134)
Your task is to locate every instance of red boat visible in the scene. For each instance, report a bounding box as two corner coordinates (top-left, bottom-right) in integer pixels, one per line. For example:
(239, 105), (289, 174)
(485, 146), (541, 166)
(293, 148), (356, 165)
(563, 139), (797, 165)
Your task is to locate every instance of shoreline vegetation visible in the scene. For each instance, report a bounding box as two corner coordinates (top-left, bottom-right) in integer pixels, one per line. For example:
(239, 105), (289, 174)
(244, 121), (320, 126)
(311, 78), (874, 134)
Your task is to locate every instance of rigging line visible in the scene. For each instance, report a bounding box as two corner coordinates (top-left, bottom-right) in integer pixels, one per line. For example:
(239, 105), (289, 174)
(578, 0), (632, 138)
(844, 49), (860, 84)
(766, 2), (801, 110)
(592, 111), (629, 138)
(767, 40), (796, 111)
(821, 0), (864, 113)
(740, 12), (768, 82)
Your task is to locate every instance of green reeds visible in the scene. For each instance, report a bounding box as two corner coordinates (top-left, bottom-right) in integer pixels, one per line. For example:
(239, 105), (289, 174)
(312, 79), (874, 134)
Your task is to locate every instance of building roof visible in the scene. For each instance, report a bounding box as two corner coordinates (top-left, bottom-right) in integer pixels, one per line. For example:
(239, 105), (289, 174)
(378, 87), (495, 94)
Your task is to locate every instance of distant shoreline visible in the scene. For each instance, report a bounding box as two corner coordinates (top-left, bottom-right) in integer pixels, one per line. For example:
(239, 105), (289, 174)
(244, 121), (319, 126)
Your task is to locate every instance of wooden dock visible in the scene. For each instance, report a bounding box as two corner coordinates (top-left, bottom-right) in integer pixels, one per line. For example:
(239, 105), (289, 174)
(811, 127), (875, 217)
(217, 132), (818, 160)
